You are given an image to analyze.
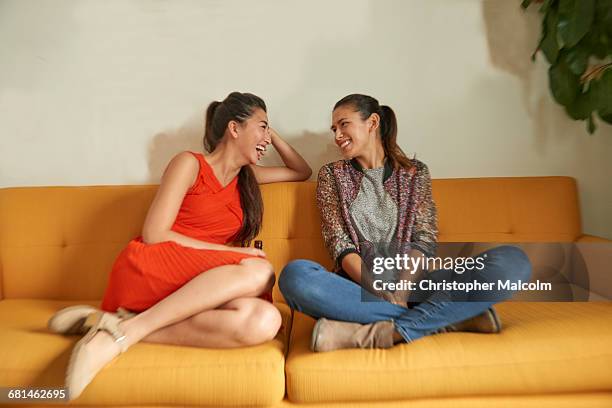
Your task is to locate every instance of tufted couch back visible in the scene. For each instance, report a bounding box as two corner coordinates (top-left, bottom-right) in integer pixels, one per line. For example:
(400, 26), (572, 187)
(0, 177), (582, 302)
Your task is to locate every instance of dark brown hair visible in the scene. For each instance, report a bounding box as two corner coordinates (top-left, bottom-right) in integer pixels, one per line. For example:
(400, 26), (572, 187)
(333, 94), (413, 170)
(203, 92), (265, 246)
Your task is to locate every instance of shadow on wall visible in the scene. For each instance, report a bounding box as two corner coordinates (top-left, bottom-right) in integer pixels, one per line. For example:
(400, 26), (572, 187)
(146, 110), (339, 183)
(146, 111), (205, 184)
(481, 0), (550, 152)
(482, 0), (540, 93)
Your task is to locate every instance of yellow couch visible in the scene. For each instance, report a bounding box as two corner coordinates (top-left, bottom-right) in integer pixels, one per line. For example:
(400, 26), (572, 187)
(0, 176), (611, 407)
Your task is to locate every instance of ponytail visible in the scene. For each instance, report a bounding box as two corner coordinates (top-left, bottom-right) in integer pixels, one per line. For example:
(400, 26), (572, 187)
(379, 105), (413, 169)
(234, 166), (263, 246)
(203, 101), (222, 153)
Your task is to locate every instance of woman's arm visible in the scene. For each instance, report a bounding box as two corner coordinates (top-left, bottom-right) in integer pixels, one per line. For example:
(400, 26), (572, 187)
(250, 128), (312, 184)
(148, 229), (263, 257)
(142, 151), (264, 256)
(317, 165), (359, 271)
(410, 162), (438, 258)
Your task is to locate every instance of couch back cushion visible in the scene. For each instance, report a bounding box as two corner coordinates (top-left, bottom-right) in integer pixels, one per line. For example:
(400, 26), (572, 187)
(0, 177), (581, 301)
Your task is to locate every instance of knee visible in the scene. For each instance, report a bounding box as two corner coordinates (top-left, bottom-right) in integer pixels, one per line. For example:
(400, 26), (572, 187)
(495, 245), (532, 282)
(240, 258), (275, 293)
(278, 259), (321, 299)
(238, 302), (282, 345)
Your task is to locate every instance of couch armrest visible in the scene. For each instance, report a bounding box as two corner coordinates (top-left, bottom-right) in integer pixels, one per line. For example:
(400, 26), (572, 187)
(576, 234), (612, 243)
(573, 236), (612, 300)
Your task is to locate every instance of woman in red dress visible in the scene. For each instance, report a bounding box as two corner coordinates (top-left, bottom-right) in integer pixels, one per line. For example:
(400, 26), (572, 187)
(48, 92), (312, 400)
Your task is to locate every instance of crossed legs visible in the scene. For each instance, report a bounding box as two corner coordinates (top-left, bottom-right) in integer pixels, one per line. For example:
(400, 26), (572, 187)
(78, 257), (281, 386)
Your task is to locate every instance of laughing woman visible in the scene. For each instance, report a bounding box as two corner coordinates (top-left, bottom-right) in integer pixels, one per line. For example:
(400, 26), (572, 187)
(47, 92), (311, 399)
(279, 94), (531, 352)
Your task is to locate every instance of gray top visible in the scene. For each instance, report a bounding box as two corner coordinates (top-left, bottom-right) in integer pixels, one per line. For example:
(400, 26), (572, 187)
(349, 166), (398, 246)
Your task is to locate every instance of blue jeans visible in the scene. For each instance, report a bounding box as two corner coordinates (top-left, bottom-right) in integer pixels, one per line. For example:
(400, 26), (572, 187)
(279, 245), (532, 342)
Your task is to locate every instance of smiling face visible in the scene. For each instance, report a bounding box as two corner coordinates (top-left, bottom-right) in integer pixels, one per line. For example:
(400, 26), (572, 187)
(230, 108), (271, 165)
(331, 104), (379, 159)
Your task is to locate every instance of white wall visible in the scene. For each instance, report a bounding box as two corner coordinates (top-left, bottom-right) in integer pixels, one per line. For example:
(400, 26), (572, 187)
(1, 0), (610, 239)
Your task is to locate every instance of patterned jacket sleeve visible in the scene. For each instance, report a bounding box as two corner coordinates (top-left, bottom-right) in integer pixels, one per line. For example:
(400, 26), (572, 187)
(410, 162), (438, 258)
(316, 165), (358, 270)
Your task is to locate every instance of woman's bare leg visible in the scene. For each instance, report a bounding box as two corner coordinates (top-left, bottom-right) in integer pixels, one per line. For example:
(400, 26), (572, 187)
(78, 257), (274, 374)
(142, 297), (282, 348)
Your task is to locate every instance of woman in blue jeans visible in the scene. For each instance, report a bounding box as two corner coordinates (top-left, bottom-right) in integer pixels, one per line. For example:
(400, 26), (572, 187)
(279, 94), (532, 352)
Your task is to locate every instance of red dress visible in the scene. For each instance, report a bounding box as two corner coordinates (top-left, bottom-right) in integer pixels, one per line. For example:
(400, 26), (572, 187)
(101, 151), (270, 313)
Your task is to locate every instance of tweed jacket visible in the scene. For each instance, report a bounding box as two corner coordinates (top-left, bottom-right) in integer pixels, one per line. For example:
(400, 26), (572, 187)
(316, 158), (438, 273)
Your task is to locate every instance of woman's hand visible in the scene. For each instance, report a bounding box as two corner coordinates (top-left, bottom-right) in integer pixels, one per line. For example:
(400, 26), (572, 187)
(268, 127), (282, 144)
(381, 290), (408, 307)
(228, 246), (267, 258)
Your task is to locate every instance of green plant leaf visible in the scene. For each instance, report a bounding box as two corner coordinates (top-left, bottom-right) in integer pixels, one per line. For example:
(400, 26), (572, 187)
(549, 61), (580, 106)
(539, 0), (556, 14)
(565, 90), (595, 120)
(563, 46), (589, 75)
(527, 0), (611, 132)
(541, 9), (561, 63)
(590, 68), (612, 102)
(595, 0), (612, 36)
(557, 0), (595, 48)
(591, 68), (612, 118)
(600, 113), (612, 125)
(582, 23), (609, 58)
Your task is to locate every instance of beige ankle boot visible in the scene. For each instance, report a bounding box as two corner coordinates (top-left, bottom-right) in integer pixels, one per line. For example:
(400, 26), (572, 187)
(310, 318), (396, 352)
(441, 307), (502, 334)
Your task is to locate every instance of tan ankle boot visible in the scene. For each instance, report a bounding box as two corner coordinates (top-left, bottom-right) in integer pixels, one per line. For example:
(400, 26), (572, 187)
(310, 318), (395, 352)
(442, 307), (502, 334)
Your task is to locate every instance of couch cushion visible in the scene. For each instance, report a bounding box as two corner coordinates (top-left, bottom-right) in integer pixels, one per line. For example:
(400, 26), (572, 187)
(432, 177), (581, 240)
(0, 186), (156, 300)
(0, 299), (290, 406)
(284, 302), (612, 403)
